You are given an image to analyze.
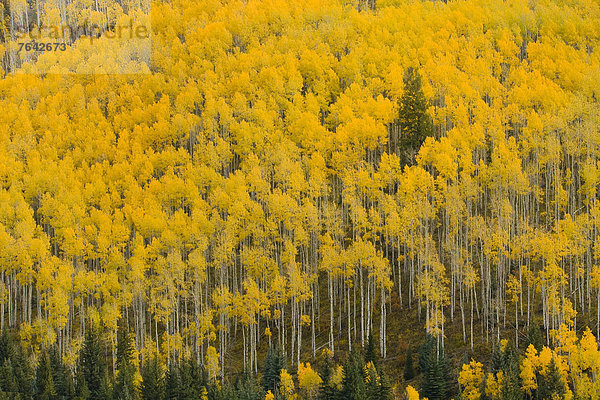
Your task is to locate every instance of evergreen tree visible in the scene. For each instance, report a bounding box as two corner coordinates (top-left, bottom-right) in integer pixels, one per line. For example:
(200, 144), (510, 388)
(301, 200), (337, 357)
(0, 332), (12, 366)
(49, 347), (74, 399)
(235, 371), (263, 400)
(80, 326), (107, 400)
(527, 324), (543, 352)
(419, 336), (451, 400)
(0, 360), (17, 395)
(378, 369), (392, 400)
(500, 368), (522, 400)
(490, 341), (522, 400)
(178, 358), (207, 400)
(536, 359), (564, 400)
(34, 350), (56, 400)
(209, 381), (238, 400)
(364, 362), (390, 400)
(0, 332), (17, 397)
(74, 368), (90, 400)
(340, 350), (366, 400)
(403, 346), (415, 381)
(417, 335), (436, 374)
(263, 346), (284, 394)
(140, 356), (163, 400)
(397, 67), (433, 166)
(164, 364), (179, 400)
(420, 352), (450, 400)
(113, 322), (135, 400)
(318, 352), (338, 400)
(11, 335), (34, 399)
(364, 333), (377, 366)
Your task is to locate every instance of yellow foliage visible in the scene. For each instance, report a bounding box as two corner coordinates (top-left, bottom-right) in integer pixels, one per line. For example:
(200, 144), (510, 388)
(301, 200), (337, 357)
(206, 346), (220, 381)
(458, 359), (484, 400)
(280, 369), (296, 400)
(298, 362), (322, 399)
(330, 365), (344, 390)
(405, 385), (420, 400)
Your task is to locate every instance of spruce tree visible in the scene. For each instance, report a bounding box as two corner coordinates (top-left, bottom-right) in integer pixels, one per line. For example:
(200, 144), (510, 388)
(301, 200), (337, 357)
(378, 369), (392, 400)
(536, 359), (564, 400)
(0, 332), (17, 397)
(418, 336), (451, 400)
(164, 363), (179, 400)
(35, 350), (56, 400)
(80, 326), (107, 400)
(12, 335), (34, 399)
(113, 322), (135, 400)
(0, 332), (12, 366)
(397, 67), (433, 166)
(418, 335), (436, 374)
(0, 360), (17, 395)
(140, 356), (163, 400)
(318, 352), (337, 400)
(490, 341), (522, 400)
(209, 381), (238, 400)
(235, 371), (263, 400)
(74, 368), (91, 400)
(263, 346), (284, 394)
(527, 324), (543, 352)
(178, 358), (207, 400)
(364, 362), (390, 400)
(420, 352), (449, 400)
(500, 368), (522, 400)
(50, 347), (74, 399)
(340, 350), (366, 400)
(364, 333), (377, 366)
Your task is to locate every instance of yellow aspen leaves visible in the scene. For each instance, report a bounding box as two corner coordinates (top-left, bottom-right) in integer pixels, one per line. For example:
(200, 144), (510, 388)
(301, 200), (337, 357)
(297, 362), (322, 399)
(458, 359), (484, 400)
(280, 369), (296, 400)
(330, 365), (344, 390)
(2, 0), (600, 392)
(206, 346), (220, 381)
(520, 345), (538, 395)
(405, 385), (420, 400)
(485, 372), (502, 400)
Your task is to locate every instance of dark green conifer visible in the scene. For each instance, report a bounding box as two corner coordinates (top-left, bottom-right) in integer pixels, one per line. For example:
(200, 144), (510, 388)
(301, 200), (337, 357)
(263, 346), (284, 394)
(113, 322), (135, 400)
(34, 350), (56, 400)
(318, 351), (337, 400)
(397, 67), (433, 166)
(140, 356), (163, 400)
(49, 347), (74, 399)
(12, 335), (34, 399)
(235, 371), (263, 400)
(80, 326), (107, 400)
(364, 333), (377, 366)
(536, 359), (564, 400)
(164, 364), (179, 400)
(178, 358), (207, 400)
(419, 336), (451, 400)
(74, 368), (90, 400)
(378, 368), (392, 400)
(527, 324), (544, 352)
(340, 350), (366, 400)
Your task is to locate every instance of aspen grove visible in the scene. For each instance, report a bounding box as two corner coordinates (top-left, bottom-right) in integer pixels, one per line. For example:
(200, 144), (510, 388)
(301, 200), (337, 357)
(1, 0), (600, 398)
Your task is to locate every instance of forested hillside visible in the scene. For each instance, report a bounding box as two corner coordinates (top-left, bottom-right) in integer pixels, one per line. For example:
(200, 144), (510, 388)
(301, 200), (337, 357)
(1, 0), (600, 398)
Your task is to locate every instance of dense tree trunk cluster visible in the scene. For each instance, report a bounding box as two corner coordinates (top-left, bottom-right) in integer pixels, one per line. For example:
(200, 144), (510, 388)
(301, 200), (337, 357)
(0, 0), (599, 398)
